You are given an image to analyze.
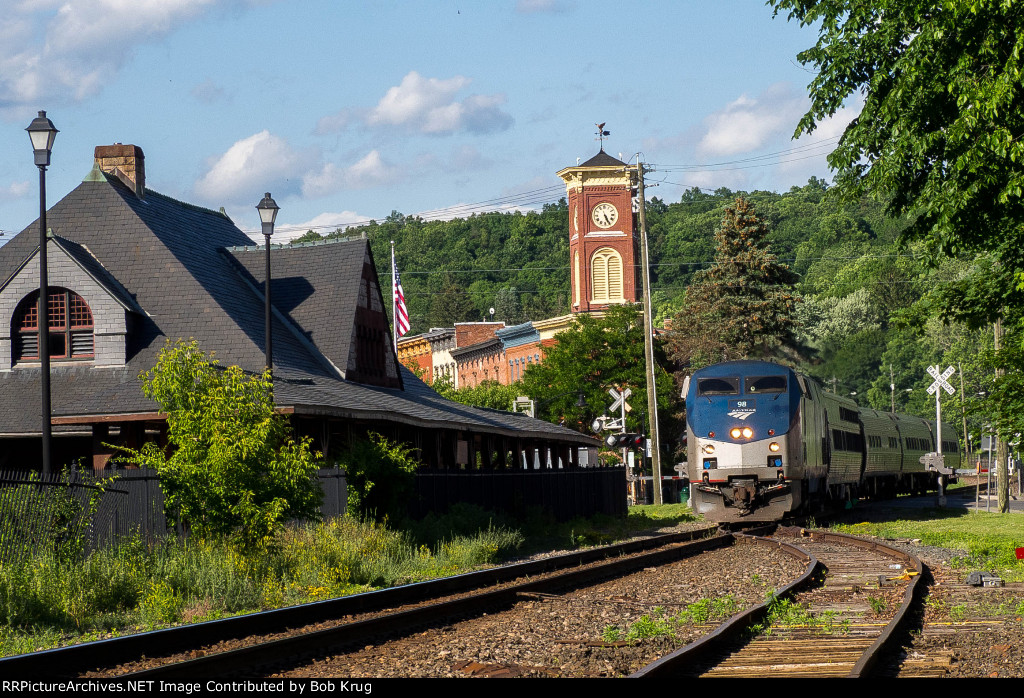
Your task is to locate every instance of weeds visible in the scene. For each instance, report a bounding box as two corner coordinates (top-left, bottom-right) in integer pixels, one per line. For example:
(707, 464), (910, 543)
(600, 595), (743, 644)
(753, 591), (851, 636)
(867, 595), (888, 615)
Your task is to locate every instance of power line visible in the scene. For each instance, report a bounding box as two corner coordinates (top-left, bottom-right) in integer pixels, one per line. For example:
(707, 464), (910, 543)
(652, 137), (840, 172)
(271, 139), (841, 237)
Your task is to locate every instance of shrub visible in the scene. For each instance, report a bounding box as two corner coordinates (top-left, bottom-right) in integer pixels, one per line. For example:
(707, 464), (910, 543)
(339, 433), (420, 523)
(116, 340), (323, 552)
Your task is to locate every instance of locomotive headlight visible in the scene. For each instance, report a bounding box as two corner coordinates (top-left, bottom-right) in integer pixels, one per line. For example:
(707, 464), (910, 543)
(702, 444), (716, 454)
(769, 442), (781, 452)
(730, 427), (742, 439)
(741, 427), (753, 439)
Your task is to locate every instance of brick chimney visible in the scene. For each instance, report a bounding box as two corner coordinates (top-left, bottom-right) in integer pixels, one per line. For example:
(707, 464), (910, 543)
(94, 144), (145, 198)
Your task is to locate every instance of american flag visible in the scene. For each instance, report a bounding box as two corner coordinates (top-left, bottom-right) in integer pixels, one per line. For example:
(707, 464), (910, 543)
(392, 247), (410, 339)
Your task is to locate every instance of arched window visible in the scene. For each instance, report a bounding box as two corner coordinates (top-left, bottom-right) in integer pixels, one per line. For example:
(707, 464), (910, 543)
(573, 251), (580, 306)
(12, 288), (94, 363)
(591, 247), (623, 303)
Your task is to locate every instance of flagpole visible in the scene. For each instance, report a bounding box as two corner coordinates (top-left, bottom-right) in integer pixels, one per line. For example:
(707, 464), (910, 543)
(391, 240), (397, 352)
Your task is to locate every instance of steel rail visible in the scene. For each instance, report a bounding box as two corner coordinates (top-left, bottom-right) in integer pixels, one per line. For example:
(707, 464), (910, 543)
(1, 527), (716, 678)
(120, 533), (733, 678)
(631, 528), (926, 679)
(630, 531), (819, 678)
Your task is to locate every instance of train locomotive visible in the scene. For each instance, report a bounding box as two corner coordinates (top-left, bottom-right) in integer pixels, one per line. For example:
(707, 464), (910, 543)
(684, 360), (960, 522)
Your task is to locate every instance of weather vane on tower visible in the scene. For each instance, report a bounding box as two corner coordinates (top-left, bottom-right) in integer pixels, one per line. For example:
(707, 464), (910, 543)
(595, 123), (610, 151)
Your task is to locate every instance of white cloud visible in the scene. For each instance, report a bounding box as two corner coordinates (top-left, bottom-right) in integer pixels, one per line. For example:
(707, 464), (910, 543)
(191, 78), (228, 104)
(194, 130), (308, 204)
(314, 108), (360, 135)
(365, 71), (512, 135)
(0, 180), (31, 201)
(0, 1), (244, 111)
(696, 83), (807, 158)
(301, 150), (401, 198)
(242, 210), (369, 243)
(516, 0), (575, 13)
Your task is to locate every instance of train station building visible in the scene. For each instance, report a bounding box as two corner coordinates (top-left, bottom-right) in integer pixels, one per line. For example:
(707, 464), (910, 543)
(0, 144), (616, 518)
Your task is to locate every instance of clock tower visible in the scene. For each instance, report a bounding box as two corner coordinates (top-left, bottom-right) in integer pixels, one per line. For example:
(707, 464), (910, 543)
(557, 147), (640, 314)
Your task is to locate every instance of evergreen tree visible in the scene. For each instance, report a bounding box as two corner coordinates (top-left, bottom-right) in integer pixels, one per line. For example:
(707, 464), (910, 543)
(665, 198), (801, 370)
(426, 276), (478, 328)
(494, 286), (525, 325)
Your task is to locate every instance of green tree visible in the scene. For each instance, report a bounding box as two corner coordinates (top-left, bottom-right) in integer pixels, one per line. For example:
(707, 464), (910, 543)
(118, 340), (322, 551)
(771, 0), (1024, 322)
(665, 198), (801, 370)
(426, 276), (479, 327)
(520, 304), (678, 451)
(433, 379), (523, 412)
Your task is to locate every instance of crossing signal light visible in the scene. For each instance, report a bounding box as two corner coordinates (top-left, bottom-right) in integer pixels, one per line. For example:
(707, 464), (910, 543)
(605, 433), (645, 449)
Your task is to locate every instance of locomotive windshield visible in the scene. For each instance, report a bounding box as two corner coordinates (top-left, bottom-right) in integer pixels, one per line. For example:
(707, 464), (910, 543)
(745, 375), (787, 393)
(697, 377), (739, 395)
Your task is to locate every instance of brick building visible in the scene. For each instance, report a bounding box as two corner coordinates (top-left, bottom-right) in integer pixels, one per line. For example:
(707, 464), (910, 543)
(397, 147), (641, 391)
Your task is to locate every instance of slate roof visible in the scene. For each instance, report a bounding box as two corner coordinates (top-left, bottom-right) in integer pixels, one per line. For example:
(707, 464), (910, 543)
(223, 237), (373, 380)
(0, 168), (592, 445)
(579, 150), (628, 168)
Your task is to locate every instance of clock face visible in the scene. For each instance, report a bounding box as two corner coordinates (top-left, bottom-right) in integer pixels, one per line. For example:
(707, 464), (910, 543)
(591, 202), (618, 229)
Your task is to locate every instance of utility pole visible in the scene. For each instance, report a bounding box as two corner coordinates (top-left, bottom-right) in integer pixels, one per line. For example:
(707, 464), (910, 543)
(995, 318), (1009, 513)
(635, 157), (662, 505)
(890, 364), (896, 413)
(958, 362), (968, 465)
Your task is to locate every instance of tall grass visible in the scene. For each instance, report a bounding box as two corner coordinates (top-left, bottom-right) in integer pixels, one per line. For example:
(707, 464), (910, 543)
(0, 512), (524, 657)
(0, 502), (695, 656)
(831, 510), (1024, 581)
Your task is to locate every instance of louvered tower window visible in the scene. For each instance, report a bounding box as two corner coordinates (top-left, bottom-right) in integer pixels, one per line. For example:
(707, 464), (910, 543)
(13, 288), (94, 363)
(590, 248), (623, 303)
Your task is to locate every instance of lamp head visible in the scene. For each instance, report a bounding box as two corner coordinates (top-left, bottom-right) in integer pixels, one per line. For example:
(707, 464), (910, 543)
(27, 111), (58, 167)
(256, 192), (279, 237)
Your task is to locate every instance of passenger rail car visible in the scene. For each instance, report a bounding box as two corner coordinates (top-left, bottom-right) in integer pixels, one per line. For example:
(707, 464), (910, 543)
(684, 360), (960, 522)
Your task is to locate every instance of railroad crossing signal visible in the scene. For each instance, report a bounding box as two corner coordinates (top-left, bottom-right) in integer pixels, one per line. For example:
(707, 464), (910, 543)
(609, 387), (632, 413)
(605, 433), (645, 449)
(926, 365), (955, 396)
(512, 396), (535, 418)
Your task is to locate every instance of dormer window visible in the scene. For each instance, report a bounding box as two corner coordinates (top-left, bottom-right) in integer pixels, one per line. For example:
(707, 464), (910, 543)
(13, 288), (94, 363)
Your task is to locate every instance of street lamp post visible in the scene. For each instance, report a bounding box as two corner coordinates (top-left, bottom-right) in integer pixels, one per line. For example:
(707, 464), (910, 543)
(27, 111), (57, 475)
(256, 193), (279, 376)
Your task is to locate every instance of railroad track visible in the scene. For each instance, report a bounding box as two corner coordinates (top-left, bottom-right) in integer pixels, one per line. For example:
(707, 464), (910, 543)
(634, 527), (926, 678)
(4, 526), (933, 679)
(1, 528), (719, 678)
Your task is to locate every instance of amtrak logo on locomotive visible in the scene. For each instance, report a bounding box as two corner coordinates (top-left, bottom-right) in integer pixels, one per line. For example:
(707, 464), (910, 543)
(727, 398), (756, 420)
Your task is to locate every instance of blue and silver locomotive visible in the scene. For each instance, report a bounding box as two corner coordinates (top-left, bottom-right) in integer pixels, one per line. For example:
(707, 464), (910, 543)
(684, 360), (960, 522)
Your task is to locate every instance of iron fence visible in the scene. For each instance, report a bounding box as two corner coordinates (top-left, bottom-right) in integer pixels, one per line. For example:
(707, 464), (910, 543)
(0, 467), (348, 562)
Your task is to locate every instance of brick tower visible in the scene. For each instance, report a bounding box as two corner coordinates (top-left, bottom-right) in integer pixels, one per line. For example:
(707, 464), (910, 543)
(556, 147), (639, 314)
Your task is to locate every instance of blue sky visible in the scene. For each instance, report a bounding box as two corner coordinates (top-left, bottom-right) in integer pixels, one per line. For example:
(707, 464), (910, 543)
(0, 1), (857, 244)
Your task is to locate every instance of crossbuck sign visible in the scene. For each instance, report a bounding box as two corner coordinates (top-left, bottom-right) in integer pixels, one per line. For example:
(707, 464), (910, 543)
(926, 365), (955, 396)
(925, 365), (956, 468)
(609, 387), (632, 414)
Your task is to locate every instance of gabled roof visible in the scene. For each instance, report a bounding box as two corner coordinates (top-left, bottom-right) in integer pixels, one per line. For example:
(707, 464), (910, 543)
(224, 236), (400, 385)
(0, 168), (591, 445)
(0, 235), (144, 315)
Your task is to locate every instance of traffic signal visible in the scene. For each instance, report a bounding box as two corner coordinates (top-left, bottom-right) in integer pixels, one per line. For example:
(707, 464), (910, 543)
(604, 433), (645, 449)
